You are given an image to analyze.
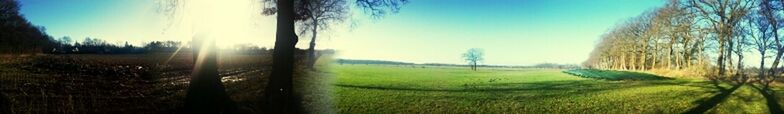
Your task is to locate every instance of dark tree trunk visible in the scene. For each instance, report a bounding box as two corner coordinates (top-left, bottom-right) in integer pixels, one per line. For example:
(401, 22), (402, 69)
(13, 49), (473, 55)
(769, 25), (782, 86)
(307, 19), (318, 70)
(760, 51), (767, 83)
(265, 0), (298, 113)
(718, 36), (726, 77)
(183, 36), (235, 113)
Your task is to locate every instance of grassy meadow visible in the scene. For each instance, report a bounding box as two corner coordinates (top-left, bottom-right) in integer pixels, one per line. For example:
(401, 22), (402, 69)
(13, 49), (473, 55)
(331, 64), (784, 113)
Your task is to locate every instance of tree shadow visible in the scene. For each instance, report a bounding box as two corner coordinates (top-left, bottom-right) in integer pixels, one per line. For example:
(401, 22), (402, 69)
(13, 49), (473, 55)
(750, 85), (784, 113)
(335, 80), (668, 93)
(681, 82), (743, 114)
(334, 79), (703, 101)
(0, 92), (9, 114)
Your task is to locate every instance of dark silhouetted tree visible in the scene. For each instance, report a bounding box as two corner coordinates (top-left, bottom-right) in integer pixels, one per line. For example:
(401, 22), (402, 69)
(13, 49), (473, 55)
(157, 0), (407, 113)
(261, 0), (407, 113)
(0, 0), (55, 54)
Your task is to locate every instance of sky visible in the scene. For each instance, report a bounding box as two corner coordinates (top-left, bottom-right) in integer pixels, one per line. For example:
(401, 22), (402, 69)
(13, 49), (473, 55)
(18, 0), (667, 66)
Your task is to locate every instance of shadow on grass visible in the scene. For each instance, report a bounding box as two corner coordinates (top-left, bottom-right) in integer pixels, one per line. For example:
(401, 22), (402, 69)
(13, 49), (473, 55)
(750, 85), (784, 113)
(682, 83), (743, 114)
(563, 69), (673, 81)
(334, 79), (706, 96)
(0, 92), (9, 114)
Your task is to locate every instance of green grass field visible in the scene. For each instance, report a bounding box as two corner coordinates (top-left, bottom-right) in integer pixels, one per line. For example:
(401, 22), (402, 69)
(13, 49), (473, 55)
(331, 64), (784, 113)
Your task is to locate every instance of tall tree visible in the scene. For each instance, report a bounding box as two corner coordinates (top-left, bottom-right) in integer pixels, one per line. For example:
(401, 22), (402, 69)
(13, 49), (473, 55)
(297, 0), (349, 69)
(758, 0), (784, 86)
(0, 0), (55, 54)
(686, 0), (752, 79)
(156, 0), (408, 113)
(262, 0), (407, 113)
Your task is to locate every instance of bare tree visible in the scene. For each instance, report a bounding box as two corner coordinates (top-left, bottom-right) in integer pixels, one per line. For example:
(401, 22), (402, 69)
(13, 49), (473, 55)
(297, 0), (349, 69)
(758, 0), (784, 87)
(686, 0), (752, 79)
(746, 5), (773, 85)
(262, 0), (407, 113)
(157, 0), (408, 113)
(463, 48), (484, 71)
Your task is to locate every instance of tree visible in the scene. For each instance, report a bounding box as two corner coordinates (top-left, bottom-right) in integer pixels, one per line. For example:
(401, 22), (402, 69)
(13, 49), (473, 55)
(157, 0), (407, 113)
(758, 0), (784, 87)
(686, 0), (753, 79)
(297, 0), (349, 70)
(261, 0), (407, 113)
(462, 48), (484, 71)
(57, 36), (72, 46)
(0, 0), (55, 53)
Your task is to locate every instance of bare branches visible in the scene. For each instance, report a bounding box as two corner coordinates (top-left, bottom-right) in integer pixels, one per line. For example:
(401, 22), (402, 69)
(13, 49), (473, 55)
(463, 48), (484, 71)
(355, 0), (408, 19)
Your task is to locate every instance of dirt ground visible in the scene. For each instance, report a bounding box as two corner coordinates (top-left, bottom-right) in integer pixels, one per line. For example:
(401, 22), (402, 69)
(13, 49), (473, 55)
(0, 53), (332, 113)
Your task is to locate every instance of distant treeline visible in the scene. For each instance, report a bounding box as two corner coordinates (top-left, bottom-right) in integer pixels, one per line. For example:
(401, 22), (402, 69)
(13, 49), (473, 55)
(48, 37), (276, 55)
(49, 38), (186, 54)
(336, 59), (580, 69)
(0, 0), (276, 55)
(336, 59), (415, 65)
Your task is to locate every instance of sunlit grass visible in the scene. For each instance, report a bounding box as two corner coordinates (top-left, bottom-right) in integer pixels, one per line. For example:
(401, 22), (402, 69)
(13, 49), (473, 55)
(331, 64), (776, 113)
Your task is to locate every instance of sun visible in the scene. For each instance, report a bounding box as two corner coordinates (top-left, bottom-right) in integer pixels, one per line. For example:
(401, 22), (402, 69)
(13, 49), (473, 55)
(166, 0), (265, 48)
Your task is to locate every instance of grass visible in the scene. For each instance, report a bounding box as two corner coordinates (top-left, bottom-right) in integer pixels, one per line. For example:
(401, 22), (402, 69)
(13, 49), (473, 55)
(331, 64), (782, 113)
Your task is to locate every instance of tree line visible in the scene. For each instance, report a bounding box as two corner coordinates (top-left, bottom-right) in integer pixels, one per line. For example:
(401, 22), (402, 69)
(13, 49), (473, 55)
(0, 0), (55, 54)
(49, 37), (274, 55)
(584, 0), (784, 86)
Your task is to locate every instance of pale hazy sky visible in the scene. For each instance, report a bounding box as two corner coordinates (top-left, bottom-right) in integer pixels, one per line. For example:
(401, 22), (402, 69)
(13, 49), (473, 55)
(19, 0), (671, 66)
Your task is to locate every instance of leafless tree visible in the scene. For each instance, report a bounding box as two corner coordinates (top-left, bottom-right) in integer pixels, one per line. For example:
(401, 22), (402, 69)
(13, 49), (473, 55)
(463, 48), (484, 71)
(261, 0), (407, 113)
(297, 0), (349, 69)
(686, 0), (753, 79)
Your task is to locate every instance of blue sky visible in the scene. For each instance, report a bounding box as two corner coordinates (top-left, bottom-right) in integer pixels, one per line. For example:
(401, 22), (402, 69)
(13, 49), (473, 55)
(18, 0), (666, 66)
(330, 0), (666, 65)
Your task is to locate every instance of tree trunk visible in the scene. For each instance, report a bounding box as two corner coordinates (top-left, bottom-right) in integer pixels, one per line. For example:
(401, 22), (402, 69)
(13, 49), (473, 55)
(736, 49), (744, 82)
(473, 62), (477, 71)
(621, 53), (627, 70)
(640, 42), (647, 70)
(307, 19), (319, 70)
(652, 43), (658, 69)
(265, 0), (299, 113)
(718, 36), (726, 77)
(184, 35), (235, 113)
(769, 23), (783, 86)
(726, 37), (734, 75)
(668, 37), (675, 69)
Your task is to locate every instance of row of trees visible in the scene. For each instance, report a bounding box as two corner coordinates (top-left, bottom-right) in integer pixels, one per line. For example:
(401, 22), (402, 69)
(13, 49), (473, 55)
(51, 37), (274, 55)
(0, 0), (56, 54)
(584, 0), (784, 86)
(51, 37), (184, 54)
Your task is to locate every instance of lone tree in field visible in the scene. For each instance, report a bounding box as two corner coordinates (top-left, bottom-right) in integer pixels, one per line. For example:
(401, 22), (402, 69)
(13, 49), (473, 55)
(463, 48), (484, 71)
